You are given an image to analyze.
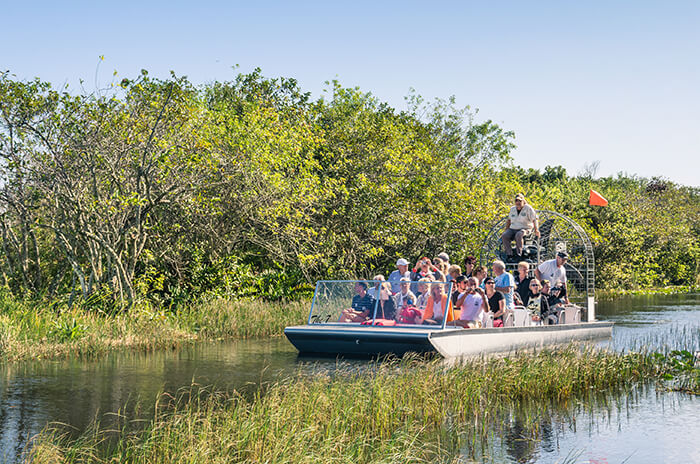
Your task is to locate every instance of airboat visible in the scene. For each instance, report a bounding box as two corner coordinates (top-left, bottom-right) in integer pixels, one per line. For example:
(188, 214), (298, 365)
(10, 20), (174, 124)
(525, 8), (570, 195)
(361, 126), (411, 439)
(284, 211), (613, 357)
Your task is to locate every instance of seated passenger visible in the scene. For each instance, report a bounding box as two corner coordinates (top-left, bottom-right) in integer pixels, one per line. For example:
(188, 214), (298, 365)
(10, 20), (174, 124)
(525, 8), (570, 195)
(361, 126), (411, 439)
(514, 261), (532, 306)
(419, 282), (454, 325)
(339, 282), (376, 323)
(396, 281), (422, 325)
(453, 277), (487, 328)
(433, 257), (449, 282)
(393, 277), (417, 313)
(483, 277), (506, 327)
(451, 275), (467, 307)
(368, 274), (385, 299)
(462, 256), (476, 278)
(473, 266), (488, 289)
(501, 194), (540, 260)
(526, 279), (556, 324)
(376, 282), (396, 320)
(415, 277), (432, 311)
(448, 265), (462, 283)
(541, 280), (566, 309)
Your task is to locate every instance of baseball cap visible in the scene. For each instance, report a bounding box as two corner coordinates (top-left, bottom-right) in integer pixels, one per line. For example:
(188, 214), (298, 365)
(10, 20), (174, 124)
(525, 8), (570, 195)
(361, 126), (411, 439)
(396, 258), (409, 266)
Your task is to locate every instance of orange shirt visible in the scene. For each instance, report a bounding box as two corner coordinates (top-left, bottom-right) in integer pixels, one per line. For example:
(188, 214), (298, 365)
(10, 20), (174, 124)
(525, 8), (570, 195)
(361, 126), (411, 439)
(423, 294), (454, 323)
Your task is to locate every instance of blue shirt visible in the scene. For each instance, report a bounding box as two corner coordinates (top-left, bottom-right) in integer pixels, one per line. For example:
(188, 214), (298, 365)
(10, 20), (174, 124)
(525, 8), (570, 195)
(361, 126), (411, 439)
(495, 272), (516, 310)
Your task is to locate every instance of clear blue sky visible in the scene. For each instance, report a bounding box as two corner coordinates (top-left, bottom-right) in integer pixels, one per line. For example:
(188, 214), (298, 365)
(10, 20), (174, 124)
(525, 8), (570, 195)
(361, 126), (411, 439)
(3, 1), (699, 187)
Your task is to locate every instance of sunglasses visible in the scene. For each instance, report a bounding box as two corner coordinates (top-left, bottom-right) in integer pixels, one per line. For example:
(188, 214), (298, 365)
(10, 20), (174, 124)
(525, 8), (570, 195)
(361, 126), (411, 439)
(530, 283), (541, 287)
(485, 281), (495, 285)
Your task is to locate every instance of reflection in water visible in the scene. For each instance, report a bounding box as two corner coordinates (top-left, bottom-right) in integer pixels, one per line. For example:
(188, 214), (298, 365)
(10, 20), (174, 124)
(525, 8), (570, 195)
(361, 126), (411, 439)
(0, 338), (349, 462)
(0, 294), (699, 463)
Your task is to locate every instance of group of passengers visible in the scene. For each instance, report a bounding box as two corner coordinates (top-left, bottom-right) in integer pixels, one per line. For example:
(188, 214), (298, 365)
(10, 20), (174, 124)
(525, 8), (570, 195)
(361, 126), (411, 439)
(340, 249), (571, 328)
(340, 193), (572, 328)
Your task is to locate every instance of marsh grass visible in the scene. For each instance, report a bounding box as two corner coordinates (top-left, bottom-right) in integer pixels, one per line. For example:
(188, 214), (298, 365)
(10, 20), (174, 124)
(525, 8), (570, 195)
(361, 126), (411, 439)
(0, 296), (308, 362)
(27, 348), (676, 463)
(597, 286), (698, 300)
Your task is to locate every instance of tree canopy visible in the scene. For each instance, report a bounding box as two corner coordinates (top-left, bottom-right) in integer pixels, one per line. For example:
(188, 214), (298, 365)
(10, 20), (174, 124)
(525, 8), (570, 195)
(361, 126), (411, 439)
(0, 70), (697, 307)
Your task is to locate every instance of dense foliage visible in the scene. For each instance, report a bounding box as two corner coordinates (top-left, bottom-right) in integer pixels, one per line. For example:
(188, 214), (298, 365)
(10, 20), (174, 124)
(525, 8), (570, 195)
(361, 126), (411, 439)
(1, 70), (698, 307)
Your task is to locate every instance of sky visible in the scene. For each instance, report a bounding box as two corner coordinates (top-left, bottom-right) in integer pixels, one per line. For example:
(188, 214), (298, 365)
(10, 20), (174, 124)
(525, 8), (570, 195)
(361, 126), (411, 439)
(3, 1), (699, 187)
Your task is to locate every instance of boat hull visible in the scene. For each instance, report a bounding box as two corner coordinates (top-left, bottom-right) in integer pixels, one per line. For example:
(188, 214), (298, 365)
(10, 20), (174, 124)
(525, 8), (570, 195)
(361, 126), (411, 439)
(284, 325), (438, 356)
(284, 322), (614, 357)
(429, 321), (614, 358)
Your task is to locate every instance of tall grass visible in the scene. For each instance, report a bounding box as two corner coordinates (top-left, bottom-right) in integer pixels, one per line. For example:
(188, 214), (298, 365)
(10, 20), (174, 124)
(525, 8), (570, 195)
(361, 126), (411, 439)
(27, 348), (678, 463)
(0, 296), (308, 362)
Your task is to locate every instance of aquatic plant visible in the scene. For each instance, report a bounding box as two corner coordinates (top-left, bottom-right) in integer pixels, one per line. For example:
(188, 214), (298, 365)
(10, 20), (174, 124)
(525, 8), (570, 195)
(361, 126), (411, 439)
(0, 297), (308, 362)
(27, 347), (679, 463)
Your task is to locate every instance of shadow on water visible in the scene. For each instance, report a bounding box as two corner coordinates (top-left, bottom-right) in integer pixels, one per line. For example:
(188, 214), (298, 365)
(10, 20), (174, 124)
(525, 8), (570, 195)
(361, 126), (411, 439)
(1, 293), (698, 463)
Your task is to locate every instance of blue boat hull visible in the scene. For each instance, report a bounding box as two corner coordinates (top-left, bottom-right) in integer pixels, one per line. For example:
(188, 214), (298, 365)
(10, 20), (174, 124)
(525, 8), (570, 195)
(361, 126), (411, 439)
(284, 325), (438, 356)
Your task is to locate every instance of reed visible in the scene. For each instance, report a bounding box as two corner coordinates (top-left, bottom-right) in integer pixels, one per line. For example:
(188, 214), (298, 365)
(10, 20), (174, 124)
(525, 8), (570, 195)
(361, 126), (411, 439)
(0, 297), (308, 362)
(27, 347), (681, 463)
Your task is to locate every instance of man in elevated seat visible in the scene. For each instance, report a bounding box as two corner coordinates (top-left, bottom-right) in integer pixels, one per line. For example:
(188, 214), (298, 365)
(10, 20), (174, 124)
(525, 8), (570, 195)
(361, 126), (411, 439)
(339, 282), (376, 323)
(501, 194), (540, 260)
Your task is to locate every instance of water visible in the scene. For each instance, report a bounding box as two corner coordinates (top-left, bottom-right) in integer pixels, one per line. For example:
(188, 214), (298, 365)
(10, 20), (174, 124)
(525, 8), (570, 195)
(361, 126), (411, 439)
(0, 294), (698, 463)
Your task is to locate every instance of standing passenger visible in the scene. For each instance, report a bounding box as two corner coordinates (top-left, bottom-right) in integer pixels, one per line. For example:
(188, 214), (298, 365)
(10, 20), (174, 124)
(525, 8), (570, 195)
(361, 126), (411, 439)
(388, 258), (411, 294)
(493, 260), (516, 310)
(514, 261), (532, 306)
(535, 251), (570, 304)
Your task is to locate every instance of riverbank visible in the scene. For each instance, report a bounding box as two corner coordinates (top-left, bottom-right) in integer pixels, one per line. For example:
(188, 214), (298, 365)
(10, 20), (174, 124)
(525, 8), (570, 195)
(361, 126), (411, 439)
(2, 287), (698, 363)
(0, 297), (307, 362)
(597, 285), (698, 300)
(26, 347), (697, 463)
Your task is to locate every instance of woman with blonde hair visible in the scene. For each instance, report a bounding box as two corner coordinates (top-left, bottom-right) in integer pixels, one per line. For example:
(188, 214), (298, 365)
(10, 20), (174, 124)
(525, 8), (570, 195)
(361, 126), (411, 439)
(419, 282), (454, 325)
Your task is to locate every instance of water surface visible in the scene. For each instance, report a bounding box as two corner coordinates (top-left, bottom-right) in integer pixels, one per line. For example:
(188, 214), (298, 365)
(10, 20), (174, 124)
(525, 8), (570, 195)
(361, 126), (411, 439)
(1, 293), (698, 463)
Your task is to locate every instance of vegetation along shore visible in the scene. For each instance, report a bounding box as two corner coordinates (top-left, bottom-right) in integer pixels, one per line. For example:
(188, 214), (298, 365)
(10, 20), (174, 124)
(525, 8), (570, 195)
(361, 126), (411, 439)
(27, 347), (699, 463)
(0, 69), (698, 362)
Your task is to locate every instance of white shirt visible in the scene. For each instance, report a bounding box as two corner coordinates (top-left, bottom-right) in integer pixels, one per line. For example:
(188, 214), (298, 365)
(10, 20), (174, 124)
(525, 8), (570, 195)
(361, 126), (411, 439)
(537, 259), (567, 287)
(508, 204), (537, 230)
(460, 292), (484, 322)
(394, 290), (417, 309)
(432, 299), (444, 319)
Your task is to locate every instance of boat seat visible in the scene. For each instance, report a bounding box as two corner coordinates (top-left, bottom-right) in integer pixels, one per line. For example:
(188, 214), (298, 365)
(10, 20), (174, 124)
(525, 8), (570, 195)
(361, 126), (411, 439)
(558, 306), (581, 324)
(483, 312), (494, 328)
(503, 309), (514, 327)
(512, 307), (531, 327)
